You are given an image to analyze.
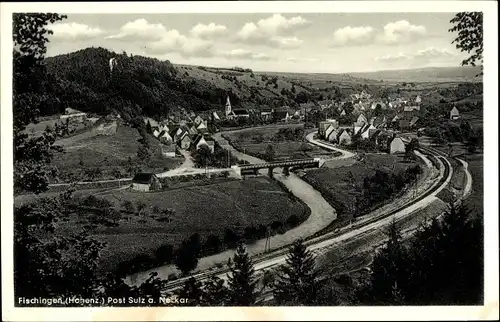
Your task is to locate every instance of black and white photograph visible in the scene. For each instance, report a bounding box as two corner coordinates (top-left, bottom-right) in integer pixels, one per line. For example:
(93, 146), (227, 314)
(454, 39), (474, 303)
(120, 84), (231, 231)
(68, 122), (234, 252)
(1, 1), (498, 321)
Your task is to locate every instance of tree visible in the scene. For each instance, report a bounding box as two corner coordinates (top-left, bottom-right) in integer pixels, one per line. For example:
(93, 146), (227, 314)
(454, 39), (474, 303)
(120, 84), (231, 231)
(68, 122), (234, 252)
(449, 12), (483, 75)
(193, 145), (212, 168)
(202, 275), (229, 305)
(273, 239), (321, 305)
(14, 192), (105, 299)
(13, 13), (67, 194)
(155, 244), (174, 265)
(357, 219), (409, 305)
(174, 233), (202, 275)
(264, 144), (276, 162)
(177, 277), (204, 306)
(227, 244), (258, 305)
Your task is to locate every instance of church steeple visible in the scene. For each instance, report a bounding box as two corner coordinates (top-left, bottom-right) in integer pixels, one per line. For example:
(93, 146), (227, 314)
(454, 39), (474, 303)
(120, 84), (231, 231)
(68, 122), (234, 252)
(225, 96), (232, 116)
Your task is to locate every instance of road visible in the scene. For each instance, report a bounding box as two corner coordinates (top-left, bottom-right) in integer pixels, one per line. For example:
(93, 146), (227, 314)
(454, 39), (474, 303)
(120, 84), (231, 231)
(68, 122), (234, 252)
(305, 131), (356, 160)
(137, 136), (453, 295)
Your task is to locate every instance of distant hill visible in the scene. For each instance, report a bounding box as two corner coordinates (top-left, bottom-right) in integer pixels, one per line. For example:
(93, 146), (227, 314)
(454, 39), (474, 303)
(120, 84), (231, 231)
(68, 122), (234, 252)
(39, 48), (481, 121)
(347, 66), (483, 83)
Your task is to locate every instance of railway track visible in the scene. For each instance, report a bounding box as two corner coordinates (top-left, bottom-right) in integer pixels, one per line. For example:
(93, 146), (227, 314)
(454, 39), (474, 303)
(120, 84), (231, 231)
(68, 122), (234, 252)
(157, 142), (453, 295)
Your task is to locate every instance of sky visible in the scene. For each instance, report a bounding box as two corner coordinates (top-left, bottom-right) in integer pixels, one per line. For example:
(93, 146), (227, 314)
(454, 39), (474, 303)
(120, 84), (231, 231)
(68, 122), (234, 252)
(45, 12), (468, 73)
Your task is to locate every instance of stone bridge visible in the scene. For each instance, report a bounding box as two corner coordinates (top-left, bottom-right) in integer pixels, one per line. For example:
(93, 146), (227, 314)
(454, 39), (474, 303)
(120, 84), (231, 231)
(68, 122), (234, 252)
(232, 158), (324, 177)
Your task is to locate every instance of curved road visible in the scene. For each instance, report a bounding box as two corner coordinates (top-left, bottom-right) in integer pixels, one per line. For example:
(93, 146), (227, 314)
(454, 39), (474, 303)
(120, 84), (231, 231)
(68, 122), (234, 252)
(127, 129), (355, 286)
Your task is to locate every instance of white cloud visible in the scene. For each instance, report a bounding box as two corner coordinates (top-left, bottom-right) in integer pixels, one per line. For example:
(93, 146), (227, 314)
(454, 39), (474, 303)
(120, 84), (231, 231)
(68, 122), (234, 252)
(376, 20), (426, 45)
(220, 49), (273, 61)
(375, 47), (459, 66)
(106, 19), (167, 41)
(331, 26), (375, 46)
(236, 14), (310, 48)
(146, 31), (214, 58)
(190, 23), (227, 39)
(49, 23), (104, 40)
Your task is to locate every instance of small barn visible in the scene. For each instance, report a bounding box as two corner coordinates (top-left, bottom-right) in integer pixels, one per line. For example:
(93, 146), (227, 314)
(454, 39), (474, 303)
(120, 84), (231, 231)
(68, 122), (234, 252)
(450, 106), (460, 120)
(131, 173), (162, 192)
(389, 137), (406, 154)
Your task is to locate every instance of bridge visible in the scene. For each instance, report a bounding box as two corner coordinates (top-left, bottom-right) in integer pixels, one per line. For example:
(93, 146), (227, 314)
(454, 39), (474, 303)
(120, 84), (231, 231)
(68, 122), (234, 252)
(233, 158), (323, 177)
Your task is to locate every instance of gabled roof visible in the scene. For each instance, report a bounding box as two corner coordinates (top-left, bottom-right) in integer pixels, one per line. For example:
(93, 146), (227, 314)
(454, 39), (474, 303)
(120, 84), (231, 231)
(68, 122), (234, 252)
(132, 173), (156, 184)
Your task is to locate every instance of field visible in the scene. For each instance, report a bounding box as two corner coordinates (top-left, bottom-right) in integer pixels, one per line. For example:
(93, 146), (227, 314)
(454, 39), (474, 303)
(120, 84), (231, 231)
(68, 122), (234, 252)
(223, 124), (332, 161)
(51, 123), (181, 182)
(302, 154), (420, 223)
(59, 177), (309, 273)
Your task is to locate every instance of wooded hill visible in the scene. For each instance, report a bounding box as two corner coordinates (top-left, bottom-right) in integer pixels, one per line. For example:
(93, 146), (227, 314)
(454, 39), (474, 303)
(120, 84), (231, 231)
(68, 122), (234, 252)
(41, 47), (369, 120)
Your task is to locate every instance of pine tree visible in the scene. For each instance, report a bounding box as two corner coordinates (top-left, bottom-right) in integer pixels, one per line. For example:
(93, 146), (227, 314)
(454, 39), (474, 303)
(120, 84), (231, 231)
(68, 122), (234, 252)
(358, 219), (409, 305)
(273, 239), (320, 305)
(227, 244), (258, 305)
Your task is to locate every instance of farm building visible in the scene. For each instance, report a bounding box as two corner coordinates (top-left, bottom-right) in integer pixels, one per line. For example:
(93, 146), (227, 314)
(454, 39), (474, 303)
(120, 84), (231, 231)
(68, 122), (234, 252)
(60, 108), (87, 121)
(450, 106), (460, 120)
(389, 137), (406, 154)
(161, 144), (176, 158)
(338, 129), (352, 145)
(131, 173), (162, 192)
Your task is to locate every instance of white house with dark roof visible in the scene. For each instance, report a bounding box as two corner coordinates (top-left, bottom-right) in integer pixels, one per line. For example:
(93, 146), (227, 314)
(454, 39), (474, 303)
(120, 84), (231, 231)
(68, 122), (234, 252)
(389, 137), (406, 154)
(450, 106), (460, 120)
(131, 173), (162, 192)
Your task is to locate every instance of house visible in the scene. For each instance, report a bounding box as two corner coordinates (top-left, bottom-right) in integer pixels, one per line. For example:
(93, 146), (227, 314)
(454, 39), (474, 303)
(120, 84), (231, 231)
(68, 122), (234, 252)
(159, 131), (173, 144)
(325, 125), (339, 143)
(450, 106), (460, 120)
(392, 115), (400, 123)
(193, 115), (204, 126)
(233, 109), (250, 119)
(196, 121), (209, 134)
(153, 129), (160, 138)
(192, 134), (209, 151)
(357, 114), (368, 125)
(360, 123), (376, 140)
(353, 121), (365, 135)
(371, 102), (386, 110)
(389, 137), (406, 154)
(415, 95), (422, 104)
(178, 132), (192, 149)
(131, 173), (162, 192)
(260, 108), (273, 121)
(274, 110), (290, 123)
(326, 128), (339, 143)
(318, 121), (332, 137)
(189, 125), (198, 135)
(60, 108), (87, 121)
(161, 144), (176, 158)
(340, 109), (346, 116)
(338, 129), (352, 145)
(368, 129), (381, 141)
